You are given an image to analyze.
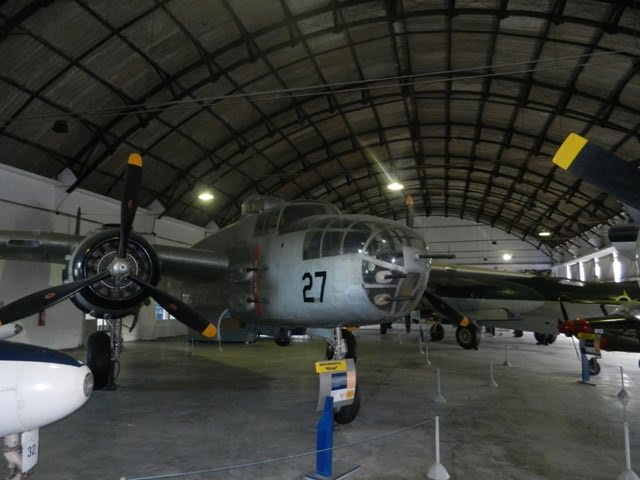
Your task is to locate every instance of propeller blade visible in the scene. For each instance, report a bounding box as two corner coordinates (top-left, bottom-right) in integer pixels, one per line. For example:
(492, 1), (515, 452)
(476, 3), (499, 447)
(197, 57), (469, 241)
(118, 153), (143, 258)
(128, 275), (217, 338)
(422, 289), (468, 326)
(0, 271), (110, 325)
(553, 133), (640, 210)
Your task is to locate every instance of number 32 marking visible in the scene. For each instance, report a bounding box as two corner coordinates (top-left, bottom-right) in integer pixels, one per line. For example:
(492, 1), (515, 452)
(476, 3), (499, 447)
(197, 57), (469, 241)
(302, 271), (327, 303)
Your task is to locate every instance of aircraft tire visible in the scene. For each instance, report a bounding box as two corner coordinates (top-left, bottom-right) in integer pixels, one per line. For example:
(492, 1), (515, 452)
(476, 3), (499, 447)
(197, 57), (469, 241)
(456, 325), (480, 350)
(274, 330), (291, 347)
(430, 324), (445, 342)
(589, 358), (601, 376)
(334, 385), (361, 424)
(513, 330), (523, 338)
(87, 331), (111, 390)
(534, 332), (556, 345)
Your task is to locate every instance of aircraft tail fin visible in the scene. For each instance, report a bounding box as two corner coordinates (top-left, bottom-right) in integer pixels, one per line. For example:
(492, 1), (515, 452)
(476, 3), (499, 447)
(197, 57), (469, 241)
(552, 133), (640, 210)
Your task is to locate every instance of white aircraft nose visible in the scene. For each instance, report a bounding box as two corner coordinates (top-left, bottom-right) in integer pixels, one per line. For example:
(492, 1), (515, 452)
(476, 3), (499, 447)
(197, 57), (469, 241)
(17, 362), (93, 430)
(0, 342), (93, 436)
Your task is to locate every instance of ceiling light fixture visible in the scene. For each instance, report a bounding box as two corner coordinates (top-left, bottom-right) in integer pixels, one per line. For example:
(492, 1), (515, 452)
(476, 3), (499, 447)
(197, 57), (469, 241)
(538, 230), (552, 237)
(198, 192), (214, 201)
(502, 252), (513, 261)
(387, 181), (404, 191)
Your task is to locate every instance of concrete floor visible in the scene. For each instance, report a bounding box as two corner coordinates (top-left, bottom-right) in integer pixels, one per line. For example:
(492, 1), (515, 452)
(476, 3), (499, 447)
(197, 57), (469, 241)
(28, 326), (640, 480)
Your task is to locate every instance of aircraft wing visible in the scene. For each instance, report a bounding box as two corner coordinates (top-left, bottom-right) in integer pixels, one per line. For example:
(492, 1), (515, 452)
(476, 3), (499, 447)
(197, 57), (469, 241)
(0, 231), (82, 264)
(431, 263), (640, 303)
(430, 263), (534, 279)
(0, 230), (228, 277)
(154, 244), (228, 277)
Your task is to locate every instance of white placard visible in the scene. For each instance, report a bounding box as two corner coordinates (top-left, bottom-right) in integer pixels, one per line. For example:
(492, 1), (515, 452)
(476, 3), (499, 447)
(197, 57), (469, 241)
(21, 429), (39, 473)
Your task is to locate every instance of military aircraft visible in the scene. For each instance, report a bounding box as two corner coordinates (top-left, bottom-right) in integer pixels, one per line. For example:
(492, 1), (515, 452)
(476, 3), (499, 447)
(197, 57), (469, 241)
(399, 194), (638, 350)
(551, 132), (640, 372)
(0, 154), (438, 425)
(558, 311), (640, 375)
(423, 265), (640, 348)
(1, 335), (93, 478)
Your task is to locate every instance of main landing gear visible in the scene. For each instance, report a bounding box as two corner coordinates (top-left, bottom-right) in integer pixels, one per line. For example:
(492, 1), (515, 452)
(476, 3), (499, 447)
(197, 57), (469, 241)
(589, 357), (601, 376)
(455, 322), (481, 350)
(430, 323), (445, 342)
(86, 316), (123, 390)
(325, 328), (361, 425)
(274, 328), (292, 347)
(534, 332), (557, 345)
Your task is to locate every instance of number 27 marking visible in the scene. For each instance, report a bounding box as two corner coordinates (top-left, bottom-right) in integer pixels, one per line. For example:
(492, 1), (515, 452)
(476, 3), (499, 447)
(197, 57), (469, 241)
(302, 271), (327, 303)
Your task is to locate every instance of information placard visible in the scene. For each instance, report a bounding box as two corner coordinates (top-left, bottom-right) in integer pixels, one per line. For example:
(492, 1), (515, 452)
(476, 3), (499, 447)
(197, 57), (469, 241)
(21, 429), (39, 473)
(316, 358), (356, 411)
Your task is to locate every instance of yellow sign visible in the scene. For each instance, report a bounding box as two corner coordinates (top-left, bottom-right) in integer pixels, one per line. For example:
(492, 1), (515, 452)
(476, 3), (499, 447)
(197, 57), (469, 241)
(577, 332), (597, 340)
(315, 360), (347, 374)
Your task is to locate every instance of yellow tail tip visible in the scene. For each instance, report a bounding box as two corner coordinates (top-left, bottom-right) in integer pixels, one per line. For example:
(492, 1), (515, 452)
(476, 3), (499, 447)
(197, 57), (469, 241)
(128, 153), (143, 167)
(202, 324), (217, 338)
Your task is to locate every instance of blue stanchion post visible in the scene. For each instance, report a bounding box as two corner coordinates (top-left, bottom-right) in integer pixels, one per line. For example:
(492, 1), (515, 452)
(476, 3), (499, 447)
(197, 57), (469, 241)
(578, 338), (591, 383)
(580, 352), (590, 383)
(316, 396), (334, 478)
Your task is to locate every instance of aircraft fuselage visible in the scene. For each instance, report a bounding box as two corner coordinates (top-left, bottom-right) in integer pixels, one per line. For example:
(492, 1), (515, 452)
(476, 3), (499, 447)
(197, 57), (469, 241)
(192, 203), (430, 329)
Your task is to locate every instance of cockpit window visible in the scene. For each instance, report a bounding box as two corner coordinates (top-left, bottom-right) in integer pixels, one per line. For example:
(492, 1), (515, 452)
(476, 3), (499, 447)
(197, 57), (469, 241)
(279, 204), (329, 233)
(303, 230), (323, 260)
(322, 229), (344, 257)
(302, 217), (425, 262)
(255, 203), (336, 236)
(364, 227), (403, 264)
(343, 223), (372, 254)
(263, 210), (280, 235)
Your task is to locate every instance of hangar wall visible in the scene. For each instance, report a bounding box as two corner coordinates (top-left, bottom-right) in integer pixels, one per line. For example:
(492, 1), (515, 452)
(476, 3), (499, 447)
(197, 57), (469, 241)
(552, 246), (638, 283)
(0, 164), (215, 349)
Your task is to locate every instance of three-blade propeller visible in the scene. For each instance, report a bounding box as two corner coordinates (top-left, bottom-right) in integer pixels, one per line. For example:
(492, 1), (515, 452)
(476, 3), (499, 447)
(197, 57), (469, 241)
(0, 154), (217, 338)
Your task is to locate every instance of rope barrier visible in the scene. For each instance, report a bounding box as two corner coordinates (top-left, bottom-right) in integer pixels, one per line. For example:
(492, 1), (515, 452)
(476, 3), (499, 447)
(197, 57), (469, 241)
(124, 417), (436, 480)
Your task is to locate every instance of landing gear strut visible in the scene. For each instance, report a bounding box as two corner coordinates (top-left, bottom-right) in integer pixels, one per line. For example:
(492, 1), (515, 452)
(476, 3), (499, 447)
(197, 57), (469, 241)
(325, 328), (361, 424)
(87, 317), (122, 390)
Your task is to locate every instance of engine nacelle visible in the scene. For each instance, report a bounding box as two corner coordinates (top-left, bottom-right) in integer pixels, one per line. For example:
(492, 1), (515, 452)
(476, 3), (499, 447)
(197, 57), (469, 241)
(66, 227), (160, 319)
(0, 341), (93, 436)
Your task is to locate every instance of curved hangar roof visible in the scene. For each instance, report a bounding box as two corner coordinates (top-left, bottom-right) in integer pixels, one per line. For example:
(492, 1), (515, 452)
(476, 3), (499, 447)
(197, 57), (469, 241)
(0, 1), (638, 252)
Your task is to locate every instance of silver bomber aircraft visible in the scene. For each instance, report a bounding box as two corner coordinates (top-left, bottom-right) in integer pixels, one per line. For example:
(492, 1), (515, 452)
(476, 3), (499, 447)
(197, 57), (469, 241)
(0, 155), (433, 424)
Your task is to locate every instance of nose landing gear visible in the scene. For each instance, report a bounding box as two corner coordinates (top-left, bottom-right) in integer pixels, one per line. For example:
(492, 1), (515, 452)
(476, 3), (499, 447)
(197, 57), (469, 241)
(325, 328), (361, 424)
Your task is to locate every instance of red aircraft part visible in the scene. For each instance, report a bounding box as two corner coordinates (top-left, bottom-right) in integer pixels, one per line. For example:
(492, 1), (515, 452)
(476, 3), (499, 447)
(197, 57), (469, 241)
(558, 319), (592, 336)
(558, 319), (609, 349)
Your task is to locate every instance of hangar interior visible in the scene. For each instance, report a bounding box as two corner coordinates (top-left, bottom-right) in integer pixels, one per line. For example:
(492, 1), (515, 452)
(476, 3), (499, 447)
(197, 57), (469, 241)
(1, 1), (640, 479)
